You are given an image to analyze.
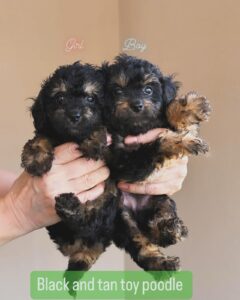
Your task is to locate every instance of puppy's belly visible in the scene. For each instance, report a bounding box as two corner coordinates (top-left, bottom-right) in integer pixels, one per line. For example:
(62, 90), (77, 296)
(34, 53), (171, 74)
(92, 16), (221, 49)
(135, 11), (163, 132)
(122, 191), (151, 211)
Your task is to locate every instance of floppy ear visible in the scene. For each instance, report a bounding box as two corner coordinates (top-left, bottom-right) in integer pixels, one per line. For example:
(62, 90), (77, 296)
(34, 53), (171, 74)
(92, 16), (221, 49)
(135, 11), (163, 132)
(31, 92), (47, 133)
(160, 76), (180, 104)
(98, 61), (110, 106)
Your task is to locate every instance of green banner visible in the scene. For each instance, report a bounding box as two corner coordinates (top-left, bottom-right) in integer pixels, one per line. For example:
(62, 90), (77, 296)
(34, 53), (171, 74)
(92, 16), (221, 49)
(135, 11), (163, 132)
(30, 270), (192, 299)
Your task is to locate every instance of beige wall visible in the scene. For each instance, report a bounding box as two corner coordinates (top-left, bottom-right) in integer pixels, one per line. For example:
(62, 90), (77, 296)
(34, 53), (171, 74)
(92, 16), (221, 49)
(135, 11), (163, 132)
(119, 1), (240, 299)
(0, 1), (122, 300)
(0, 1), (240, 299)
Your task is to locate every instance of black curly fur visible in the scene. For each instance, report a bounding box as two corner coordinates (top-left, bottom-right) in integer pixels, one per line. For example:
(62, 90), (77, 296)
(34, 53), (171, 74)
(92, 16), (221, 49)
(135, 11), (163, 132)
(102, 54), (210, 271)
(21, 62), (120, 281)
(21, 55), (210, 276)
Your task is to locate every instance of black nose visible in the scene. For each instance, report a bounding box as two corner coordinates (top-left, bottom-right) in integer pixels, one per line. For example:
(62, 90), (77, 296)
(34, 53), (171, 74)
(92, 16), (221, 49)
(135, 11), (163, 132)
(131, 101), (144, 113)
(69, 111), (81, 123)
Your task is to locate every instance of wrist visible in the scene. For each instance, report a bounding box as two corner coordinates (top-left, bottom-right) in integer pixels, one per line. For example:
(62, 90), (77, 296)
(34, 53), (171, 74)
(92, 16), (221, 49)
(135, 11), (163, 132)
(0, 194), (27, 245)
(0, 172), (39, 245)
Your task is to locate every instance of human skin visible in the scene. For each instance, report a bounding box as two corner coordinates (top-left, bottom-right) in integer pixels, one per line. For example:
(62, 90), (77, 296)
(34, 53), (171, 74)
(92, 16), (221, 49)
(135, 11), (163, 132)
(0, 143), (109, 245)
(0, 129), (188, 246)
(118, 128), (188, 195)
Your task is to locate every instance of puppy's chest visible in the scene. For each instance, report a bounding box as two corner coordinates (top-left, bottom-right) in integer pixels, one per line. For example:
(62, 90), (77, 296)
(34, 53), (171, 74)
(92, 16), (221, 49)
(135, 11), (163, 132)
(108, 139), (162, 183)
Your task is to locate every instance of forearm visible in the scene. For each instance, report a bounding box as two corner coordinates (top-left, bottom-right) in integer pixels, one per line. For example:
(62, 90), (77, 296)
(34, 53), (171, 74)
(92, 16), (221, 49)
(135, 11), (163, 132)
(0, 173), (46, 246)
(0, 170), (17, 197)
(0, 195), (27, 246)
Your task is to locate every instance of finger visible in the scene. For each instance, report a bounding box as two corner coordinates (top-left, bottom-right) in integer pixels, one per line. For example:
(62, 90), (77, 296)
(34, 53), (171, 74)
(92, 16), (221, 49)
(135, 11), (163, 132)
(124, 128), (167, 145)
(118, 181), (162, 195)
(63, 157), (105, 180)
(107, 134), (112, 146)
(54, 143), (82, 165)
(77, 183), (105, 203)
(70, 166), (110, 193)
(118, 181), (179, 195)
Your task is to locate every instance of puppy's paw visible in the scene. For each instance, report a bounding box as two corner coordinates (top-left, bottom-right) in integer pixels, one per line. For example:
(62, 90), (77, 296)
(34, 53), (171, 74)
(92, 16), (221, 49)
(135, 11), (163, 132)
(167, 91), (212, 130)
(184, 136), (209, 155)
(139, 255), (180, 271)
(55, 193), (81, 220)
(86, 143), (108, 160)
(21, 137), (54, 176)
(182, 92), (212, 122)
(155, 218), (188, 247)
(79, 137), (108, 161)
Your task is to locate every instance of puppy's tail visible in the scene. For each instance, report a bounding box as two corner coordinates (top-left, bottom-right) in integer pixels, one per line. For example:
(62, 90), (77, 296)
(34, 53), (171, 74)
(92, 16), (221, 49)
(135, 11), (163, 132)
(64, 256), (90, 298)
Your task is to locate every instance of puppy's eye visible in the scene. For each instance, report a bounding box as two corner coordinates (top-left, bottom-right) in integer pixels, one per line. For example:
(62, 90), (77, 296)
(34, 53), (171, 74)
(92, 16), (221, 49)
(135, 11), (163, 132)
(115, 87), (123, 96)
(143, 86), (153, 96)
(57, 95), (65, 104)
(86, 95), (95, 103)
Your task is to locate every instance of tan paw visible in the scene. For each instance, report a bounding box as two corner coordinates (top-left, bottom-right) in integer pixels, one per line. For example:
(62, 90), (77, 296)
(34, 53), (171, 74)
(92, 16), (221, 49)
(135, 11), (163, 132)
(167, 91), (212, 130)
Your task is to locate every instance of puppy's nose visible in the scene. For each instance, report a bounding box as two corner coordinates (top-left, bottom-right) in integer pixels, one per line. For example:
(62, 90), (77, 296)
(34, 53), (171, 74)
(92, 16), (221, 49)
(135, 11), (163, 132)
(69, 111), (81, 123)
(131, 101), (144, 113)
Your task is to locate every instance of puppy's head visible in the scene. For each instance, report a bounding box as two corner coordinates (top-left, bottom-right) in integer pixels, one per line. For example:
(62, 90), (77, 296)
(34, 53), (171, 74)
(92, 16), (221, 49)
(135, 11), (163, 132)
(103, 54), (179, 136)
(31, 62), (104, 142)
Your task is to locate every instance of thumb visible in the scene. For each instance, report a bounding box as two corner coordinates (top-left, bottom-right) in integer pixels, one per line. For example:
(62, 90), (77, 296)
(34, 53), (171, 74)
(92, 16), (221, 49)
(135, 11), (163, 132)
(124, 128), (167, 145)
(54, 143), (82, 165)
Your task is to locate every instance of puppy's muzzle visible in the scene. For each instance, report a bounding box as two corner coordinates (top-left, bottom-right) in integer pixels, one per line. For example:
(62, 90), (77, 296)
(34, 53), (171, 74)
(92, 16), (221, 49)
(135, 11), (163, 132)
(68, 110), (81, 123)
(130, 100), (144, 113)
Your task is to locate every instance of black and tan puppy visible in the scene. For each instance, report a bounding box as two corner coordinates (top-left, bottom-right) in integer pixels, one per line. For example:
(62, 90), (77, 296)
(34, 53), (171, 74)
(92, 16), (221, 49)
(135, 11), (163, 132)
(21, 62), (119, 289)
(103, 54), (211, 271)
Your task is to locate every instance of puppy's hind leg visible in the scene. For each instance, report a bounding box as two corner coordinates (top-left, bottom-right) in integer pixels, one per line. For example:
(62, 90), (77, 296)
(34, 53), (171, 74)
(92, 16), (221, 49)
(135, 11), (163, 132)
(63, 242), (107, 298)
(144, 195), (188, 247)
(114, 207), (180, 271)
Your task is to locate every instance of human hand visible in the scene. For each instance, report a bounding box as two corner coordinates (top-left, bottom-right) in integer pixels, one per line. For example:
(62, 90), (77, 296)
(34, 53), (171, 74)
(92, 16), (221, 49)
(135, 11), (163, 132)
(118, 128), (188, 195)
(1, 143), (109, 243)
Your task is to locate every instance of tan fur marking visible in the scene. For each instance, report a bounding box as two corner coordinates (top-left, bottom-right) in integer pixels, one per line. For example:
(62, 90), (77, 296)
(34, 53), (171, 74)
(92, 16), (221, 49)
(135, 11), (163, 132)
(69, 243), (104, 266)
(159, 129), (209, 158)
(139, 243), (163, 257)
(83, 82), (100, 94)
(167, 92), (211, 131)
(144, 99), (155, 110)
(122, 210), (164, 256)
(61, 240), (83, 256)
(116, 100), (130, 109)
(51, 81), (67, 96)
(113, 72), (128, 87)
(25, 137), (52, 166)
(84, 108), (93, 119)
(143, 74), (159, 85)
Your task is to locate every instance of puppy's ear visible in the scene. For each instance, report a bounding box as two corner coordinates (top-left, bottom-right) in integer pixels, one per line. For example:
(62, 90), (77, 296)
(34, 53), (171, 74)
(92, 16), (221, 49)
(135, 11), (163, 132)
(100, 61), (110, 79)
(160, 76), (181, 104)
(31, 92), (47, 133)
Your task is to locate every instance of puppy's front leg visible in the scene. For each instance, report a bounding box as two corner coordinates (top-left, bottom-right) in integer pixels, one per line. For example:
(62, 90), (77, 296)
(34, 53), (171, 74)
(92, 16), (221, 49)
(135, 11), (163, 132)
(166, 92), (211, 132)
(157, 129), (209, 159)
(21, 135), (54, 176)
(78, 127), (108, 161)
(55, 181), (118, 231)
(55, 193), (86, 229)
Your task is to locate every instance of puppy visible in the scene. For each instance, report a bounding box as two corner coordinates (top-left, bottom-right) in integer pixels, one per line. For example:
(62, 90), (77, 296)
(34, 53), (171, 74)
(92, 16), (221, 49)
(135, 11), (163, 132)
(21, 62), (119, 293)
(103, 54), (211, 271)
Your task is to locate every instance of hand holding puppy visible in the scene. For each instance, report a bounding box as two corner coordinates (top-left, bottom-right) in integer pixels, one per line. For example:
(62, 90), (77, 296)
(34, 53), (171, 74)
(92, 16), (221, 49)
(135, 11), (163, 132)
(0, 143), (109, 245)
(118, 128), (188, 196)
